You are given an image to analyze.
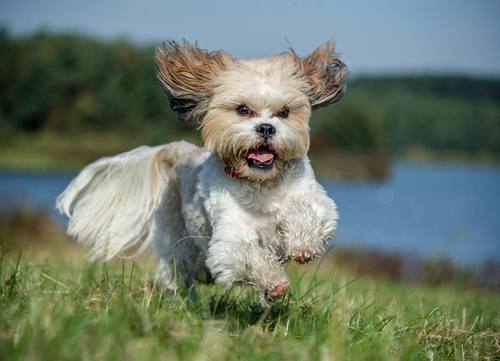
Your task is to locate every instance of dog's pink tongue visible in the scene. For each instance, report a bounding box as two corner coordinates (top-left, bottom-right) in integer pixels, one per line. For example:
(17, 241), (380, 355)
(247, 149), (274, 163)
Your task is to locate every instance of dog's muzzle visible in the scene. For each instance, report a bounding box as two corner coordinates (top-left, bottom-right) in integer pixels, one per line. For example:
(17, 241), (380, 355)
(247, 123), (277, 171)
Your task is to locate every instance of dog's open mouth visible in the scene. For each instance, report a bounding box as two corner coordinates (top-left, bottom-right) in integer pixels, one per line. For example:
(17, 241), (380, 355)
(246, 147), (276, 170)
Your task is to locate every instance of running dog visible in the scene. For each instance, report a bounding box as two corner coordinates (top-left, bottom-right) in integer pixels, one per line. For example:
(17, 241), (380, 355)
(57, 40), (348, 303)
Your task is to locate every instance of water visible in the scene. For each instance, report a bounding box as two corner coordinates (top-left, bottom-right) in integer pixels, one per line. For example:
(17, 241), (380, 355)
(1, 162), (499, 265)
(0, 172), (76, 224)
(323, 162), (500, 265)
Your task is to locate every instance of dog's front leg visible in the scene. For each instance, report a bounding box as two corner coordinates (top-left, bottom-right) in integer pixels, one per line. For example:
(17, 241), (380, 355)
(281, 187), (338, 264)
(205, 230), (289, 304)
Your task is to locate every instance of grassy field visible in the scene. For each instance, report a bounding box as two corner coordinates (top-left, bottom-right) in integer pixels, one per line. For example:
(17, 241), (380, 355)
(1, 222), (499, 361)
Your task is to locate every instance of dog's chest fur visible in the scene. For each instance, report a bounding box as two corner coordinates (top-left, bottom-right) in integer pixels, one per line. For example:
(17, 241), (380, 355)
(172, 149), (306, 248)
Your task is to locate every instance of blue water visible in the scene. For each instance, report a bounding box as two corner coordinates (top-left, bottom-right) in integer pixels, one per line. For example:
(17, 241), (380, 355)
(1, 162), (499, 265)
(323, 162), (500, 265)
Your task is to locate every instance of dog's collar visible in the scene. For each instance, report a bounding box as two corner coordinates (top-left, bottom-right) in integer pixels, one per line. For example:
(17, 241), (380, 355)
(222, 157), (243, 178)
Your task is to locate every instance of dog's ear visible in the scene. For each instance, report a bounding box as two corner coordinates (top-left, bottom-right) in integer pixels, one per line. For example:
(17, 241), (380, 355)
(155, 41), (233, 123)
(300, 41), (348, 110)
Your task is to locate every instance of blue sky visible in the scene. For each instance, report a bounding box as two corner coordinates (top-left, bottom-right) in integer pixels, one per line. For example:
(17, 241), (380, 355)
(1, 0), (499, 78)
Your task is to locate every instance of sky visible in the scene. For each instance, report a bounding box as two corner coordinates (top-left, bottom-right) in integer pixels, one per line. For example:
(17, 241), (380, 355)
(1, 0), (499, 78)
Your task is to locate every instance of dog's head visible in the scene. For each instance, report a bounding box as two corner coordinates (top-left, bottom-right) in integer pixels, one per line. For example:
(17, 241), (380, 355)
(155, 40), (348, 182)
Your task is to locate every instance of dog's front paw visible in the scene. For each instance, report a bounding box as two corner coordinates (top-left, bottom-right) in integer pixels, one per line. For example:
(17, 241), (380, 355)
(288, 247), (323, 265)
(264, 278), (290, 300)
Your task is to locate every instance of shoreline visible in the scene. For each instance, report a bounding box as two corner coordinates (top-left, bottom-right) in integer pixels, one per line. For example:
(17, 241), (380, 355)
(2, 146), (499, 179)
(1, 130), (499, 179)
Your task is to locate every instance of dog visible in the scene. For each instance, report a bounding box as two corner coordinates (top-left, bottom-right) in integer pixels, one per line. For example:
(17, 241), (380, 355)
(56, 40), (348, 304)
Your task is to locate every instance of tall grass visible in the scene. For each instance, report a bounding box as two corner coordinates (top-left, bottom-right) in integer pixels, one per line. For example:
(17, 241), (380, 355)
(1, 238), (499, 360)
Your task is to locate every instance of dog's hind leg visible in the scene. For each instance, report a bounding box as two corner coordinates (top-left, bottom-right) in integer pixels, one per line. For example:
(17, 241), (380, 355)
(156, 246), (200, 301)
(154, 175), (201, 300)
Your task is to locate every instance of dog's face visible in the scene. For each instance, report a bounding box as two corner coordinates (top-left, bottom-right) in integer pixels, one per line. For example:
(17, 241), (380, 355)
(155, 41), (348, 182)
(200, 58), (313, 181)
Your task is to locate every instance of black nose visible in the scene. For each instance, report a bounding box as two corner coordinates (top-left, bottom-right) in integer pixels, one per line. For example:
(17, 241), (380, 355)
(256, 124), (276, 139)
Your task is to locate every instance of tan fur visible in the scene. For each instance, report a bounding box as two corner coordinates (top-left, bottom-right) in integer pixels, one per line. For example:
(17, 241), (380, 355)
(155, 40), (234, 123)
(155, 40), (347, 123)
(288, 41), (349, 109)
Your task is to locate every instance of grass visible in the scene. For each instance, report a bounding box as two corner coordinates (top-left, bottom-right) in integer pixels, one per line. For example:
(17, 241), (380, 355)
(1, 236), (499, 361)
(0, 207), (499, 360)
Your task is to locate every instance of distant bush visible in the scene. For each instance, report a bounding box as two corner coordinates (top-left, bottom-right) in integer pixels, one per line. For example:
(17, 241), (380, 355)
(311, 103), (385, 153)
(343, 76), (500, 154)
(0, 30), (189, 139)
(332, 246), (500, 292)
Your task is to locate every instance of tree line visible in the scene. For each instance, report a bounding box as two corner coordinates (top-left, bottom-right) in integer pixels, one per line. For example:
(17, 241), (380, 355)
(1, 30), (499, 156)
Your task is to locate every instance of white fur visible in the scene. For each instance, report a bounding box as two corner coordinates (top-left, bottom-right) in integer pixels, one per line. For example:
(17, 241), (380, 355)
(57, 41), (345, 304)
(57, 144), (338, 303)
(56, 141), (197, 261)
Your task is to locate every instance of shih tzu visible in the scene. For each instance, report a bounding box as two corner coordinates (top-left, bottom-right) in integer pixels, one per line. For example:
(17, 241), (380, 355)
(57, 40), (348, 303)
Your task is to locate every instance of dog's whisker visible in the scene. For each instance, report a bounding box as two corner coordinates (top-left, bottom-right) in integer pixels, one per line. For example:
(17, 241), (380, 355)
(174, 235), (247, 247)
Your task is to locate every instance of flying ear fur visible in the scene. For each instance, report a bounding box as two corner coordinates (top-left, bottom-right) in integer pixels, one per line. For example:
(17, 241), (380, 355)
(299, 40), (348, 110)
(155, 40), (233, 123)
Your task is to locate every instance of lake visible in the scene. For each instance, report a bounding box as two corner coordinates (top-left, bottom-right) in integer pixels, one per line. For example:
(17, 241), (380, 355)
(1, 162), (499, 265)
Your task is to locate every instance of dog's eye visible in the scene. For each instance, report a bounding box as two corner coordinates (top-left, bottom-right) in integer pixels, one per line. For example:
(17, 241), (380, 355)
(236, 105), (252, 116)
(277, 109), (289, 118)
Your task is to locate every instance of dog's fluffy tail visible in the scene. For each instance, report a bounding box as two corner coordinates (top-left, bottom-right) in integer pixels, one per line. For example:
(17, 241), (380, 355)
(56, 140), (198, 262)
